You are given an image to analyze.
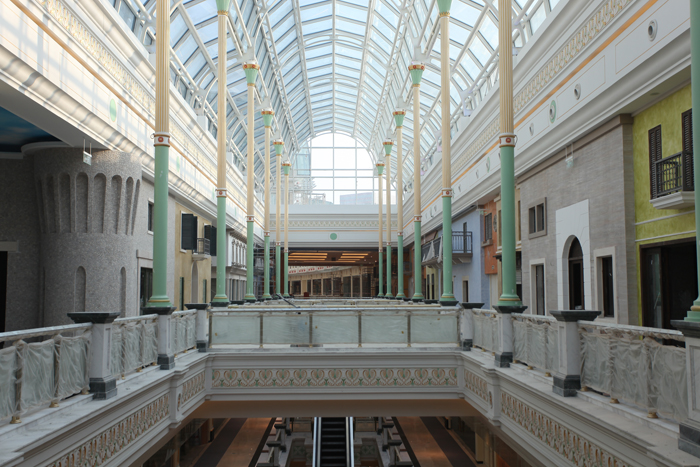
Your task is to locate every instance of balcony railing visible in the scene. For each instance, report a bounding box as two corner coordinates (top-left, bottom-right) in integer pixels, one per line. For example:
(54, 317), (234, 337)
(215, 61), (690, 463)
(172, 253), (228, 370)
(195, 237), (210, 255)
(421, 237), (442, 264)
(452, 231), (473, 255)
(653, 150), (694, 198)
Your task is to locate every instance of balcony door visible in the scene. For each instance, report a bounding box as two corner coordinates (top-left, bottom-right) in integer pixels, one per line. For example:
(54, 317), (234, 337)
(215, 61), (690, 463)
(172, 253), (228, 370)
(568, 238), (585, 310)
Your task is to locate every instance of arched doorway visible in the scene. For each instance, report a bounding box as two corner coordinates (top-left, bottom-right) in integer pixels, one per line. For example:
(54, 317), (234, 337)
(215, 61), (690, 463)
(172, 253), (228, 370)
(568, 238), (584, 310)
(191, 262), (199, 303)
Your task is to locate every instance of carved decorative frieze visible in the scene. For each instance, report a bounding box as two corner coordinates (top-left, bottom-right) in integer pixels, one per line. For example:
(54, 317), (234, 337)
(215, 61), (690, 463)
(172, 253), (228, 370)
(212, 368), (458, 388)
(46, 394), (169, 467)
(177, 371), (205, 410)
(501, 391), (630, 467)
(464, 370), (491, 407)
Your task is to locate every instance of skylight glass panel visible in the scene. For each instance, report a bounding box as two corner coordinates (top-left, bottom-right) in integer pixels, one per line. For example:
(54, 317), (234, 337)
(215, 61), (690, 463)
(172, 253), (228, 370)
(301, 2), (332, 20)
(170, 15), (188, 47)
(196, 22), (218, 44)
(336, 44), (363, 60)
(277, 31), (298, 54)
(529, 3), (547, 34)
(307, 66), (332, 79)
(176, 35), (198, 63)
(305, 45), (333, 59)
(186, 54), (207, 78)
(269, 1), (292, 25)
(186, 2), (216, 24)
(306, 55), (333, 68)
(336, 19), (365, 36)
(375, 0), (399, 26)
(273, 15), (295, 38)
(303, 18), (333, 36)
(469, 37), (491, 65)
(451, 1), (481, 26)
(480, 17), (499, 48)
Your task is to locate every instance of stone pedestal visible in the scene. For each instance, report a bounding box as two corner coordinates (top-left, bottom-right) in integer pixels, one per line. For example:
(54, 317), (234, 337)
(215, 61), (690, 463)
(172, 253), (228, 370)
(185, 303), (209, 352)
(551, 310), (601, 397)
(672, 320), (700, 456)
(459, 303), (484, 350)
(492, 305), (527, 367)
(147, 306), (176, 369)
(67, 311), (121, 400)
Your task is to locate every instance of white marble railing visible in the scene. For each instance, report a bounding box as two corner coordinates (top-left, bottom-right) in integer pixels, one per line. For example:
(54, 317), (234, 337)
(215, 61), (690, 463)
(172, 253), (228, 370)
(0, 324), (91, 424)
(578, 321), (687, 422)
(512, 314), (559, 376)
(171, 311), (197, 355)
(111, 315), (158, 378)
(210, 308), (460, 347)
(472, 310), (499, 353)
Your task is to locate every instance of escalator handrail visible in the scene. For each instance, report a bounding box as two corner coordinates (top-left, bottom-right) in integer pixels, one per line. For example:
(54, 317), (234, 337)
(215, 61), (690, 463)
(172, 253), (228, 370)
(346, 417), (355, 467)
(312, 417), (321, 467)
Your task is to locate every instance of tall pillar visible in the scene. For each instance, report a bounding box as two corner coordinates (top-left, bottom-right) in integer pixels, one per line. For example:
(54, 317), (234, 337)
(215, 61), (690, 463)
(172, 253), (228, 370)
(262, 110), (274, 300)
(394, 111), (406, 299)
(495, 0), (522, 309)
(243, 62), (259, 302)
(409, 63), (424, 301)
(282, 161), (291, 297)
(274, 140), (284, 297)
(146, 0), (173, 311)
(383, 141), (394, 298)
(438, 0), (457, 306)
(211, 0), (232, 307)
(377, 161), (385, 298)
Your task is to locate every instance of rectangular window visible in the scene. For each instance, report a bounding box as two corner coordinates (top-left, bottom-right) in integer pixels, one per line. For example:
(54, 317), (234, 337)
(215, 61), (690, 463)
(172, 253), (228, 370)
(139, 267), (153, 312)
(147, 202), (154, 232)
(462, 280), (469, 302)
(497, 210), (502, 247)
(649, 125), (662, 199)
(528, 199), (547, 238)
(181, 213), (198, 250)
(118, 1), (137, 31)
(483, 213), (492, 243)
(601, 256), (614, 318)
(534, 264), (545, 315)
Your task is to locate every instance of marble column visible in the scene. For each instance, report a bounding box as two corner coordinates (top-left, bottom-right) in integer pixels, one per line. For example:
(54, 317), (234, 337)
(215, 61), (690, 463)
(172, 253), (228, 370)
(394, 111), (406, 299)
(377, 161), (385, 298)
(409, 63), (424, 301)
(274, 140), (284, 297)
(282, 161), (291, 297)
(383, 140), (394, 298)
(243, 62), (259, 302)
(262, 109), (274, 300)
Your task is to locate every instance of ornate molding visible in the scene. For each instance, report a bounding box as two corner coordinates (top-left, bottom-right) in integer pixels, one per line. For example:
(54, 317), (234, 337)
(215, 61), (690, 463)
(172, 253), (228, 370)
(271, 220), (399, 229)
(211, 368), (458, 388)
(177, 371), (205, 410)
(464, 370), (491, 407)
(501, 391), (630, 467)
(46, 394), (169, 467)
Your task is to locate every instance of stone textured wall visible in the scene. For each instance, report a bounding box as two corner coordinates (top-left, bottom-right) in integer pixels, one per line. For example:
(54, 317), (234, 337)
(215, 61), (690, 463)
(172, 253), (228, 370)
(32, 147), (143, 326)
(0, 158), (41, 331)
(519, 116), (637, 324)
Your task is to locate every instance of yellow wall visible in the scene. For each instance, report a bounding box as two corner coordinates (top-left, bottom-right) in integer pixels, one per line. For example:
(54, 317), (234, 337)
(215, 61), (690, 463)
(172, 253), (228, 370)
(633, 84), (695, 321)
(174, 203), (212, 309)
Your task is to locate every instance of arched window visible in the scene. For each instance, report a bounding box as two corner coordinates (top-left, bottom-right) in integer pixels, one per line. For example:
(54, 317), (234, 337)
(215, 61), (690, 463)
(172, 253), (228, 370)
(568, 238), (584, 310)
(290, 133), (395, 205)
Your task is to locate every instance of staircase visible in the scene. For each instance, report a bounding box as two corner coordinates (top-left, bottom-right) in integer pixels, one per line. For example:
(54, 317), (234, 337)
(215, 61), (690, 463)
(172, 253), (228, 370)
(319, 418), (347, 467)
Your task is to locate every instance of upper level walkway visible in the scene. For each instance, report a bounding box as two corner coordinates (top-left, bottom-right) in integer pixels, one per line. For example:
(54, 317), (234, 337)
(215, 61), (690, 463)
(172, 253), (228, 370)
(1, 299), (699, 467)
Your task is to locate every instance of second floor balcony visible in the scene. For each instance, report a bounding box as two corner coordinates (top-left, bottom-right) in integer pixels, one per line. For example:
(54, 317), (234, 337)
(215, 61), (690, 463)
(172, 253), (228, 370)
(421, 232), (473, 266)
(651, 150), (695, 209)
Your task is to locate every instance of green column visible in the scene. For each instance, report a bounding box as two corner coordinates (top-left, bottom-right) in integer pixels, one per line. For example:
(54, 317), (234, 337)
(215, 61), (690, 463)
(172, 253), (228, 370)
(497, 143), (521, 305)
(383, 141), (393, 298)
(276, 244), (281, 296)
(211, 196), (229, 306)
(262, 112), (274, 300)
(246, 221), (255, 301)
(378, 250), (384, 298)
(413, 219), (423, 301)
(397, 235), (404, 299)
(147, 143), (172, 308)
(394, 112), (406, 299)
(284, 249), (289, 297)
(686, 0), (700, 321)
(440, 196), (455, 304)
(263, 236), (271, 299)
(409, 63), (424, 302)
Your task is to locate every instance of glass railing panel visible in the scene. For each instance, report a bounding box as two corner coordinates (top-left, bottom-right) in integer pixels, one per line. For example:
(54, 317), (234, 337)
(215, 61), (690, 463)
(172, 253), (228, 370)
(263, 312), (311, 345)
(411, 312), (459, 343)
(361, 312), (408, 344)
(312, 312), (359, 344)
(211, 312), (260, 345)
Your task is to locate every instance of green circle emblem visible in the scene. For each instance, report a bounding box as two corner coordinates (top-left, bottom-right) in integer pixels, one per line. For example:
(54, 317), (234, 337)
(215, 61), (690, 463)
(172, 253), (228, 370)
(329, 233), (338, 240)
(549, 100), (557, 123)
(109, 99), (117, 122)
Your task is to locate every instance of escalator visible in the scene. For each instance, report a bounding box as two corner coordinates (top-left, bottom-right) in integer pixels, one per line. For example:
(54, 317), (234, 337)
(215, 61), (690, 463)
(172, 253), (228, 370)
(313, 417), (354, 467)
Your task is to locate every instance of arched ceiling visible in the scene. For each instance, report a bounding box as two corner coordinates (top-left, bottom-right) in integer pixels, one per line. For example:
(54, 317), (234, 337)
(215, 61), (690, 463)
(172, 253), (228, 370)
(111, 0), (560, 194)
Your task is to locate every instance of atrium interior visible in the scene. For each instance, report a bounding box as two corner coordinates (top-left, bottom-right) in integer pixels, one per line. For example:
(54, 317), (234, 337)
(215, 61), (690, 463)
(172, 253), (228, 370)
(2, 0), (700, 466)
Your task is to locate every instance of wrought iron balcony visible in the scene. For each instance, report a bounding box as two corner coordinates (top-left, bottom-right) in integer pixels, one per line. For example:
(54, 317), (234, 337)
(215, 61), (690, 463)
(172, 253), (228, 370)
(651, 151), (695, 209)
(452, 231), (473, 256)
(421, 232), (473, 266)
(192, 238), (210, 260)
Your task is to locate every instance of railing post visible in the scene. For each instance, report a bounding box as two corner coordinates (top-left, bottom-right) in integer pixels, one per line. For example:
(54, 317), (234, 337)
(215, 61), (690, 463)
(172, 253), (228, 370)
(672, 320), (700, 455)
(550, 310), (600, 397)
(67, 312), (121, 400)
(492, 305), (526, 367)
(185, 303), (210, 352)
(460, 303), (483, 351)
(150, 306), (176, 369)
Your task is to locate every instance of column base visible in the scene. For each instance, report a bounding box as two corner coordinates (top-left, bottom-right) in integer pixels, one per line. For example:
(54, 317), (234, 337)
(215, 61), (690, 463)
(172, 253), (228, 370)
(679, 422), (700, 458)
(197, 340), (208, 353)
(230, 300), (245, 305)
(461, 339), (472, 351)
(552, 374), (580, 397)
(244, 296), (257, 303)
(90, 376), (117, 400)
(142, 306), (177, 315)
(440, 299), (459, 307)
(262, 295), (272, 300)
(283, 294), (290, 298)
(495, 352), (513, 368)
(158, 354), (175, 370)
(385, 294), (394, 298)
(425, 299), (438, 304)
(396, 294), (406, 299)
(411, 296), (424, 302)
(493, 305), (528, 314)
(461, 302), (485, 309)
(210, 299), (229, 308)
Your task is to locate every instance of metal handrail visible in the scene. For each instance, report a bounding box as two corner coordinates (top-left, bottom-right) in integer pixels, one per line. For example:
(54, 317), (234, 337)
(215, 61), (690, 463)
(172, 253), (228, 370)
(312, 417), (321, 467)
(346, 417), (355, 467)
